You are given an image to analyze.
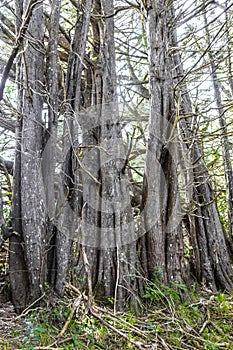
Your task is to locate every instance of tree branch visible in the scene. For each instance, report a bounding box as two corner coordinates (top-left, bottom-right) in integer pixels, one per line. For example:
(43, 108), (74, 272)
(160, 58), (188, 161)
(0, 156), (14, 175)
(0, 0), (43, 101)
(0, 114), (15, 132)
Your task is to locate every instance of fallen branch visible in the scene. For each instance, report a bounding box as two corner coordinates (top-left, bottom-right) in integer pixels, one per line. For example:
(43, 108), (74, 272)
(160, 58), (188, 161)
(14, 292), (45, 320)
(90, 307), (144, 349)
(58, 294), (82, 337)
(93, 304), (147, 338)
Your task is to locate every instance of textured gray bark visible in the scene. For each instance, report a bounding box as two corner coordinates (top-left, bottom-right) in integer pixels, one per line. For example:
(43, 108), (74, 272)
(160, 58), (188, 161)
(9, 0), (46, 311)
(75, 0), (138, 309)
(139, 0), (186, 290)
(41, 0), (61, 289)
(97, 0), (137, 306)
(0, 185), (9, 240)
(9, 115), (29, 313)
(225, 1), (233, 99)
(9, 0), (29, 313)
(55, 0), (93, 295)
(204, 12), (233, 238)
(7, 0), (233, 314)
(20, 0), (46, 302)
(172, 31), (233, 291)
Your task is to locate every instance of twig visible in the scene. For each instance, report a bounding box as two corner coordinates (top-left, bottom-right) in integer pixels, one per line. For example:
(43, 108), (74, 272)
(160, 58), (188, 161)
(58, 294), (82, 337)
(114, 245), (120, 315)
(91, 5), (133, 19)
(30, 348), (63, 350)
(0, 0), (43, 101)
(199, 319), (210, 336)
(92, 304), (148, 338)
(209, 321), (233, 340)
(76, 154), (101, 185)
(66, 282), (82, 296)
(81, 246), (93, 309)
(0, 156), (14, 176)
(14, 292), (45, 319)
(0, 47), (19, 101)
(90, 308), (144, 349)
(157, 334), (173, 350)
(78, 144), (111, 154)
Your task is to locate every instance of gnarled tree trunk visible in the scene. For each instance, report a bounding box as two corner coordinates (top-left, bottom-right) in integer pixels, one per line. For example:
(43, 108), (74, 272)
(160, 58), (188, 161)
(74, 0), (139, 310)
(139, 0), (187, 291)
(10, 0), (46, 312)
(172, 31), (233, 292)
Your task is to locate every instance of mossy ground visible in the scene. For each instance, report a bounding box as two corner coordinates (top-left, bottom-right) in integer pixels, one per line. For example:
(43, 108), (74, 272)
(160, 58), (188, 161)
(0, 283), (233, 350)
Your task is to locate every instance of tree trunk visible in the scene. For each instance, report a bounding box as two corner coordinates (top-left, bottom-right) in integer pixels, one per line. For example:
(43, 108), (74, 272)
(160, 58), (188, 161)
(75, 0), (139, 310)
(204, 11), (233, 240)
(172, 31), (233, 292)
(55, 0), (93, 295)
(42, 0), (61, 288)
(139, 0), (187, 292)
(9, 0), (46, 312)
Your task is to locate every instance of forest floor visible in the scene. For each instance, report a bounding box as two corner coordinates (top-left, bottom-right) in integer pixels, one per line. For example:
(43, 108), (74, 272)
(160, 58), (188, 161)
(0, 278), (233, 350)
(0, 244), (233, 350)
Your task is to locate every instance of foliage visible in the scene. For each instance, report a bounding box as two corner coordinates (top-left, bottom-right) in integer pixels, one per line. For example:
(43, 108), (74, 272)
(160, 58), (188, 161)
(0, 0), (233, 327)
(0, 287), (233, 349)
(143, 277), (187, 306)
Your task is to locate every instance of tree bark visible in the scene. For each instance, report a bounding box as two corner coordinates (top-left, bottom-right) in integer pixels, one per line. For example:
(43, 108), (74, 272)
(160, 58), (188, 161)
(204, 10), (233, 239)
(42, 0), (61, 289)
(55, 0), (93, 295)
(172, 30), (233, 292)
(20, 0), (46, 302)
(9, 0), (46, 311)
(138, 0), (187, 292)
(75, 0), (139, 310)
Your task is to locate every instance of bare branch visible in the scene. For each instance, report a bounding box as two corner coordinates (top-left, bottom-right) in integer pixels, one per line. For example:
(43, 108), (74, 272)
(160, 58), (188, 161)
(0, 0), (43, 101)
(0, 156), (14, 175)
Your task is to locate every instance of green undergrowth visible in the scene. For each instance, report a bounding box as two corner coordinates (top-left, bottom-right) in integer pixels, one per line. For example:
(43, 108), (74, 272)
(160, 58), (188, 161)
(1, 284), (233, 350)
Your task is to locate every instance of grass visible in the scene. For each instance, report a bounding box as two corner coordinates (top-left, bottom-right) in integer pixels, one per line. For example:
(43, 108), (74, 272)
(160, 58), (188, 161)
(1, 283), (233, 349)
